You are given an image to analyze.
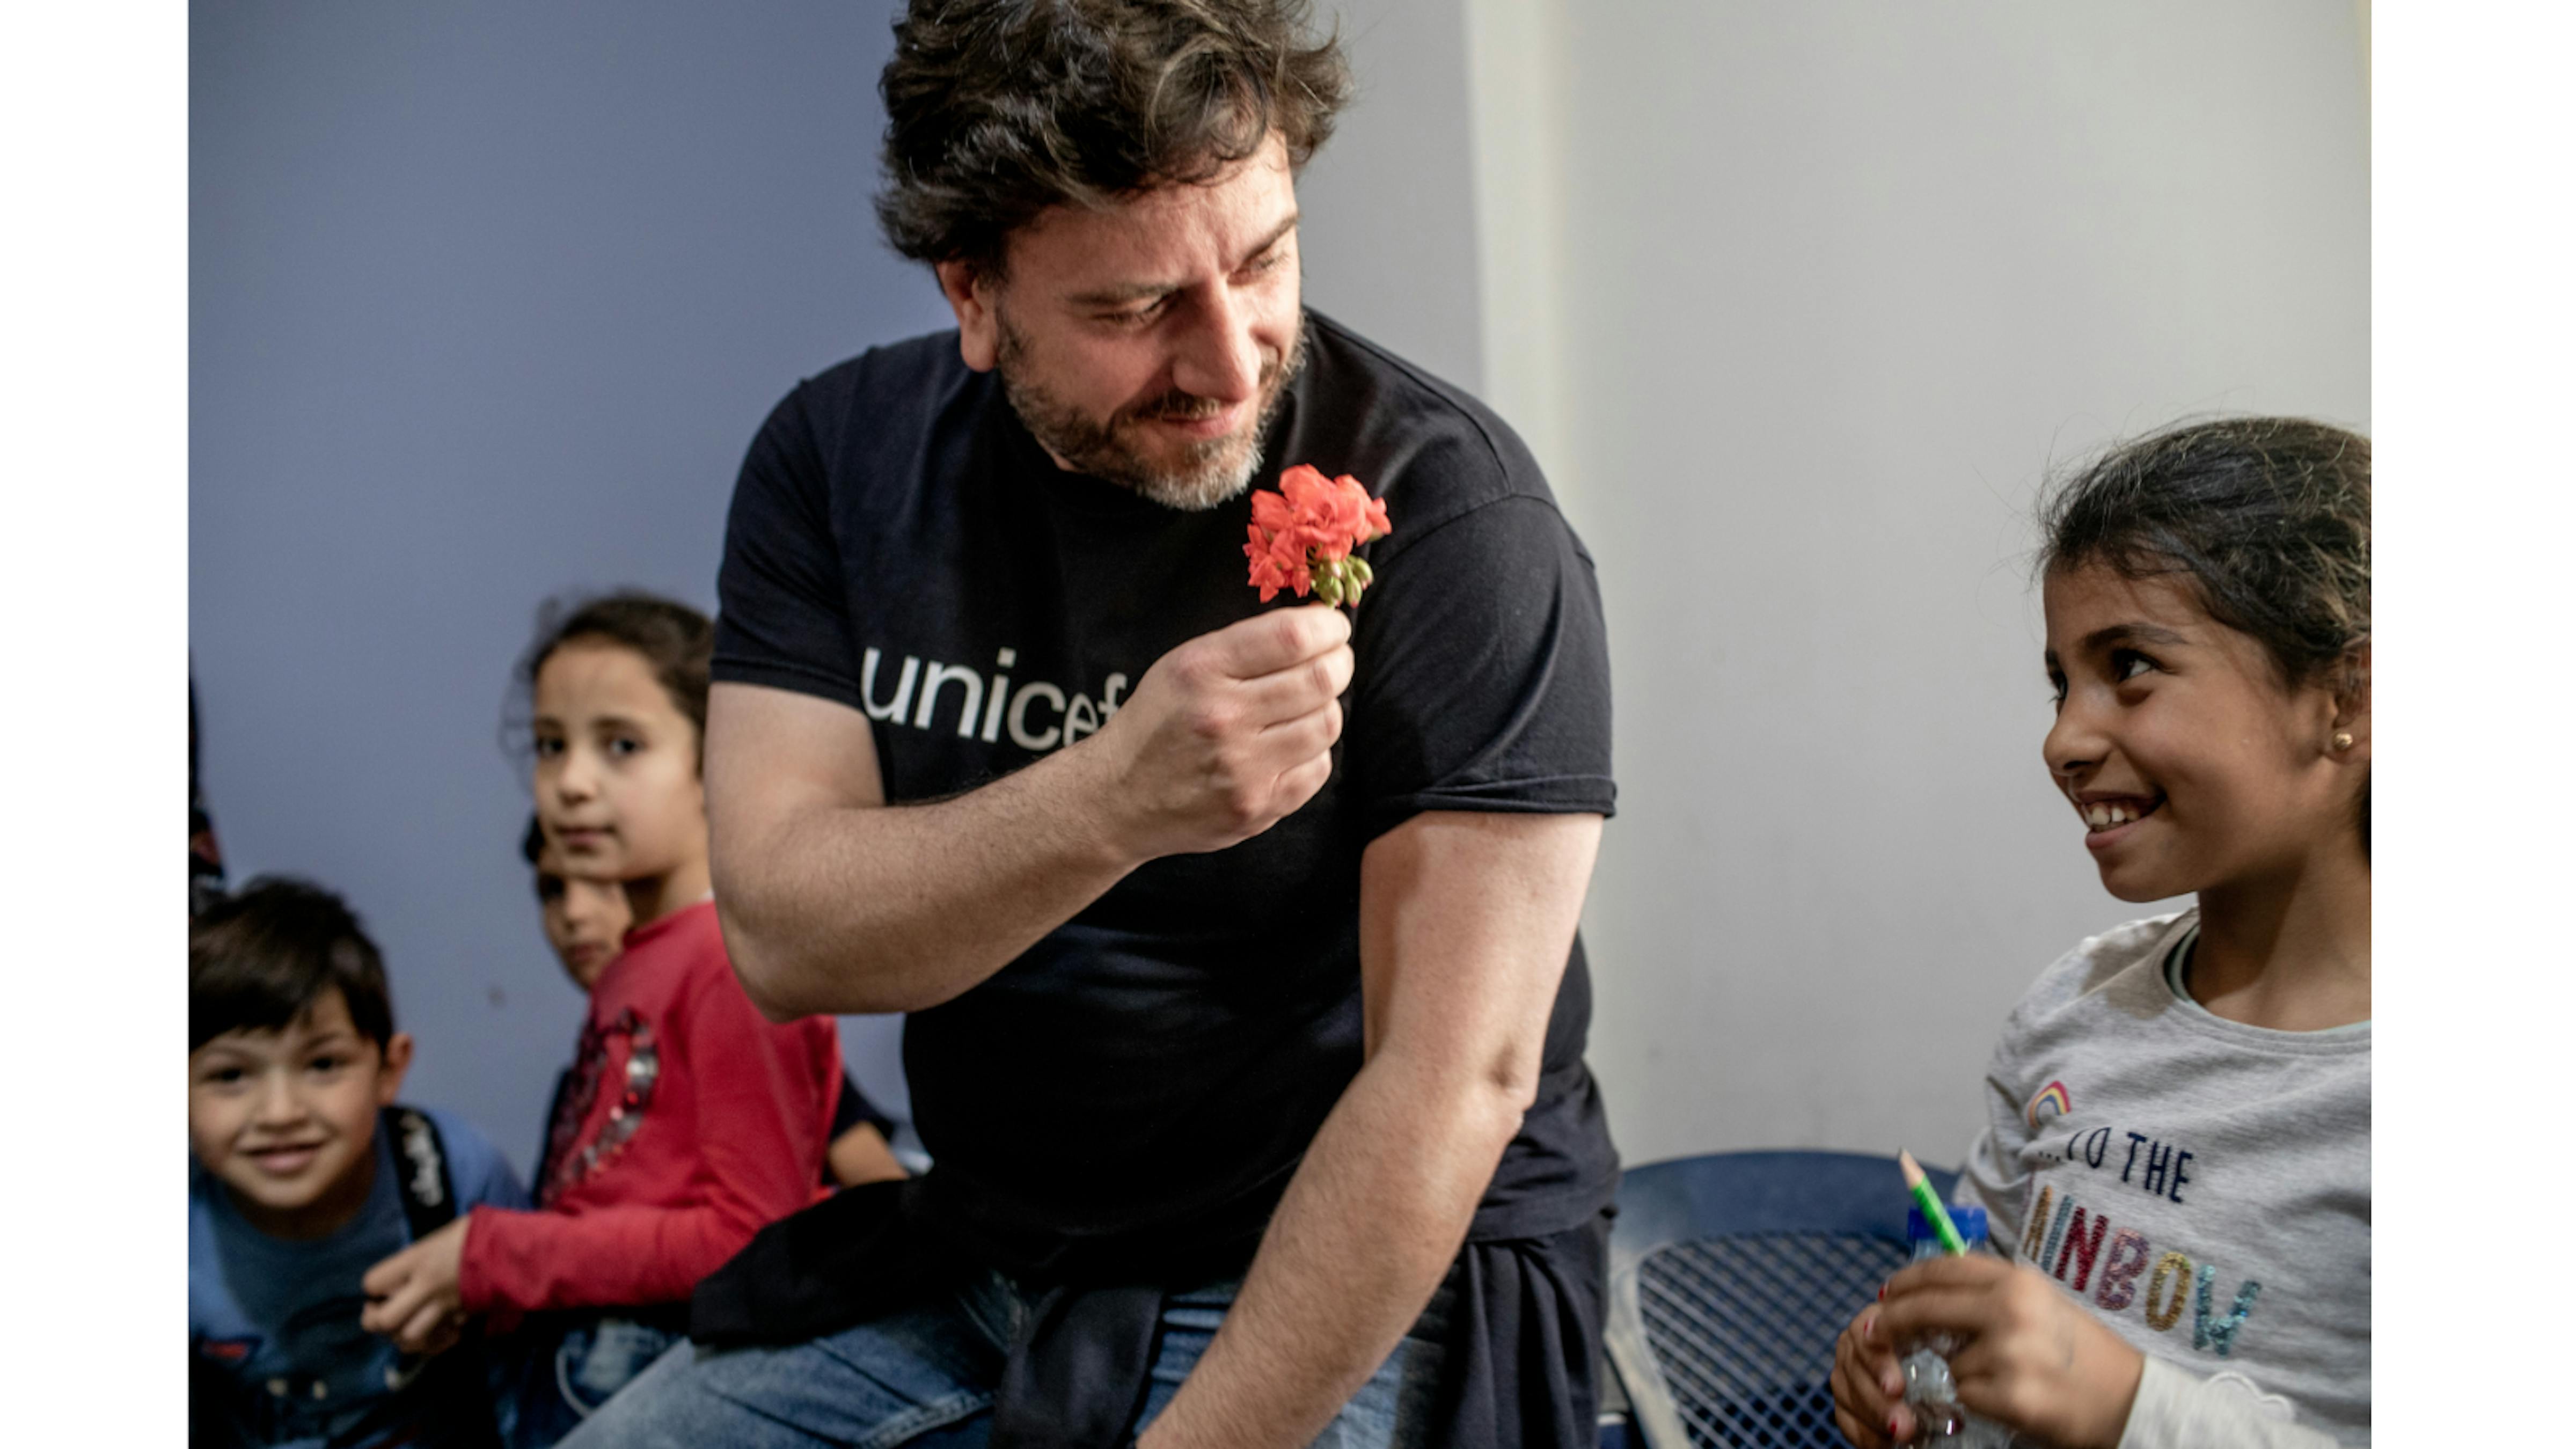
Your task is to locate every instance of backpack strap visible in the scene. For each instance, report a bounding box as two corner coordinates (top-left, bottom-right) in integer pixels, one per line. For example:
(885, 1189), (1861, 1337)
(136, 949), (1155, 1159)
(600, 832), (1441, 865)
(328, 1108), (499, 1449)
(383, 1104), (458, 1241)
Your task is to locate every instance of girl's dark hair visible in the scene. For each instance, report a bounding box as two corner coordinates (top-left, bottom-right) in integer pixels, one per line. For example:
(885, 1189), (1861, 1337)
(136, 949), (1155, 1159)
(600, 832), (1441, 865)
(191, 877), (395, 1052)
(513, 591), (715, 764)
(877, 0), (1351, 275)
(2037, 415), (2371, 845)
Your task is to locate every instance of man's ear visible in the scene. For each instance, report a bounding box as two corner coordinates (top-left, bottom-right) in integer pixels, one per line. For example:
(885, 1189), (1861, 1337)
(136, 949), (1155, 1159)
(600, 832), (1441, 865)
(375, 1031), (415, 1107)
(936, 260), (1002, 373)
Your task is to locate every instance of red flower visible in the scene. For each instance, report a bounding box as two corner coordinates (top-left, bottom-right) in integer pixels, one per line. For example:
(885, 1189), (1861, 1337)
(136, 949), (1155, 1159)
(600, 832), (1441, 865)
(1243, 464), (1393, 606)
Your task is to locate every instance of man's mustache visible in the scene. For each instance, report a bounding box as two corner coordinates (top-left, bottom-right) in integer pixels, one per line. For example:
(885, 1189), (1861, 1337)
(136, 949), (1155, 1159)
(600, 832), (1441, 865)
(1123, 390), (1229, 424)
(1119, 360), (1283, 426)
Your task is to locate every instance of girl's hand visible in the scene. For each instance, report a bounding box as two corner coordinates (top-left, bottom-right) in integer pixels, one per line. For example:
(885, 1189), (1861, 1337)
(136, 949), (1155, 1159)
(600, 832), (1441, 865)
(360, 1217), (472, 1356)
(1872, 1255), (2145, 1449)
(1829, 1299), (1912, 1447)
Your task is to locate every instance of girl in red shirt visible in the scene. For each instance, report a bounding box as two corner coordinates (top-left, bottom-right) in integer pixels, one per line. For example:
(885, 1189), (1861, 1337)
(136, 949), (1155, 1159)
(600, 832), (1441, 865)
(362, 593), (841, 1445)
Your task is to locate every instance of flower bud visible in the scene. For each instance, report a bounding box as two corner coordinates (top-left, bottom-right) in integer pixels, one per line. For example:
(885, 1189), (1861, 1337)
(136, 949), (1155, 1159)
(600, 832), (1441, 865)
(1245, 466), (1392, 610)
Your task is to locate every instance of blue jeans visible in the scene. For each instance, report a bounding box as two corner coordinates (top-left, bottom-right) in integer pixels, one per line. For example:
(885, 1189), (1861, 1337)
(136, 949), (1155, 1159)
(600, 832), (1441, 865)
(497, 1314), (690, 1449)
(557, 1270), (1453, 1448)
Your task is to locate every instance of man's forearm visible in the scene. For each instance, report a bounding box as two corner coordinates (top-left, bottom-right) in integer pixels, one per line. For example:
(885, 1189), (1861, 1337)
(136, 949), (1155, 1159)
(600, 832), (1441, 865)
(708, 614), (1354, 1019)
(718, 743), (1136, 1016)
(1135, 811), (1601, 1445)
(1137, 1050), (1527, 1449)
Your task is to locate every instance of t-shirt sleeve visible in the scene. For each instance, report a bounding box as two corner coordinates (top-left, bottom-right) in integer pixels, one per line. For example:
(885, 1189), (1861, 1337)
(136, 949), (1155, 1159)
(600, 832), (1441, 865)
(711, 384), (868, 711)
(1958, 1028), (2036, 1258)
(2118, 1356), (2338, 1449)
(1343, 491), (1616, 839)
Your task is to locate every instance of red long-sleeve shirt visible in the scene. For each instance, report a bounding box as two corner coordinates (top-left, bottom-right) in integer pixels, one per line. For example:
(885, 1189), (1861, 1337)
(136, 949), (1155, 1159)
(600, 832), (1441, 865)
(459, 899), (839, 1321)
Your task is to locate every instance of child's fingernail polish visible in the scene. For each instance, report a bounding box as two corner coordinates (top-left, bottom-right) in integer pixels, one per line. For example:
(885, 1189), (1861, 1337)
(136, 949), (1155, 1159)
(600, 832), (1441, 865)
(1876, 1284), (1885, 1300)
(1887, 1414), (1902, 1439)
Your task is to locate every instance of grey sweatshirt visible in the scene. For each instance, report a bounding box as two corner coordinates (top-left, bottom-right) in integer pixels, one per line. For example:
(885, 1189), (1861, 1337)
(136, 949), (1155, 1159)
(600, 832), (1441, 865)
(1957, 911), (2370, 1447)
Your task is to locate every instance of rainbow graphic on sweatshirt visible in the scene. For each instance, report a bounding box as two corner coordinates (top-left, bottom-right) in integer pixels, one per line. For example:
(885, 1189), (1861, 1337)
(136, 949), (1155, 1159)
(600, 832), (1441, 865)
(2026, 1080), (2073, 1131)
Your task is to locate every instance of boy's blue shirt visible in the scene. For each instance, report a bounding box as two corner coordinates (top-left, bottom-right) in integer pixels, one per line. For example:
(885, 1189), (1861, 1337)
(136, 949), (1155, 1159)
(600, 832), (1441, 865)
(190, 1106), (528, 1447)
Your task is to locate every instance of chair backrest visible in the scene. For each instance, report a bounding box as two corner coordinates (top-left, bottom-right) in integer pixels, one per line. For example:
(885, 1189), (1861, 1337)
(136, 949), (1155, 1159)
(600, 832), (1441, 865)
(1604, 1150), (1959, 1449)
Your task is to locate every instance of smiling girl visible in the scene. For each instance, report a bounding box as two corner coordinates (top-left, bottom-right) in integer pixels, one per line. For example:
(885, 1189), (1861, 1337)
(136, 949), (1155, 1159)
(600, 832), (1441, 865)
(360, 594), (843, 1446)
(1832, 419), (2371, 1448)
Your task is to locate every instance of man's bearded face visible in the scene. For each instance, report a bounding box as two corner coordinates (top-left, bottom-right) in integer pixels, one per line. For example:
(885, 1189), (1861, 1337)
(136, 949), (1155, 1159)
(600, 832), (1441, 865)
(945, 134), (1309, 513)
(994, 305), (1305, 511)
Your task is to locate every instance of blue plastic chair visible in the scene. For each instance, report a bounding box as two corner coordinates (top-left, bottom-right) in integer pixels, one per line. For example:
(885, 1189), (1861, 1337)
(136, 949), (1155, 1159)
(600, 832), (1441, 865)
(1602, 1151), (1958, 1449)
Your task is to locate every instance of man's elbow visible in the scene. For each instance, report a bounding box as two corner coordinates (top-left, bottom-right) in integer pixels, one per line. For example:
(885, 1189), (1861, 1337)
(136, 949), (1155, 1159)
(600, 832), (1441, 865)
(1489, 1075), (1542, 1145)
(1448, 1049), (1542, 1156)
(715, 904), (821, 1022)
(1483, 1029), (1550, 1110)
(725, 939), (811, 1023)
(716, 903), (928, 1019)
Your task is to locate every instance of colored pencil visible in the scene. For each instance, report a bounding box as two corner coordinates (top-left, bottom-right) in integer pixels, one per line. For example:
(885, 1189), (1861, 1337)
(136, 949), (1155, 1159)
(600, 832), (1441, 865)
(1900, 1148), (1967, 1256)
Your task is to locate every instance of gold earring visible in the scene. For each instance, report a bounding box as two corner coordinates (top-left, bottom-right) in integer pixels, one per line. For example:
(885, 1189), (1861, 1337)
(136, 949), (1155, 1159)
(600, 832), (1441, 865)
(2331, 731), (2354, 751)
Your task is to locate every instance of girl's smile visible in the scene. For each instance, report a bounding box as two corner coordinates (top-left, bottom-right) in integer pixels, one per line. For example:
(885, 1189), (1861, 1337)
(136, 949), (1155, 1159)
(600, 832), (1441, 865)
(2073, 790), (2164, 847)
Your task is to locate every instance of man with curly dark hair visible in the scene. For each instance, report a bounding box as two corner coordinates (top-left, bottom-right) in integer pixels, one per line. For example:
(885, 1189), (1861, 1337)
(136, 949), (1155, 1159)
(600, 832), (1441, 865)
(564, 4), (1619, 1446)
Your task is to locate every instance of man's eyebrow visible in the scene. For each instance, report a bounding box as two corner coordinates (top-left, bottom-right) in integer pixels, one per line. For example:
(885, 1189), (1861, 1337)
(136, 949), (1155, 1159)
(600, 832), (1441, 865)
(1065, 211), (1301, 308)
(1239, 211), (1300, 266)
(2081, 621), (2190, 652)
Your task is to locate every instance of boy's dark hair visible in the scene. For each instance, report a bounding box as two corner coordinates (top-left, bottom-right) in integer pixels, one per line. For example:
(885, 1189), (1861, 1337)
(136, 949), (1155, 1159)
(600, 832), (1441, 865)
(2037, 415), (2372, 845)
(514, 591), (715, 763)
(877, 0), (1351, 275)
(190, 877), (396, 1052)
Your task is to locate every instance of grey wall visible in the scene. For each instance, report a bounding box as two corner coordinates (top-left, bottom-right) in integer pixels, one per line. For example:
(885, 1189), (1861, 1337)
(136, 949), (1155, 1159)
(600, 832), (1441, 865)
(189, 0), (1484, 1177)
(1515, 1), (2371, 1169)
(1299, 0), (1484, 393)
(191, 0), (953, 1173)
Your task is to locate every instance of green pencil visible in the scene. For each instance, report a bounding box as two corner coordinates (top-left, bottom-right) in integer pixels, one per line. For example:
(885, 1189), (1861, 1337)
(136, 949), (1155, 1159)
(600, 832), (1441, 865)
(1900, 1148), (1967, 1256)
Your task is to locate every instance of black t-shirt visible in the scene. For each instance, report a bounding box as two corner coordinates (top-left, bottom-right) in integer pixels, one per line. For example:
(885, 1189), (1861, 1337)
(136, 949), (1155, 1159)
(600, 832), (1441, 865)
(712, 312), (1618, 1255)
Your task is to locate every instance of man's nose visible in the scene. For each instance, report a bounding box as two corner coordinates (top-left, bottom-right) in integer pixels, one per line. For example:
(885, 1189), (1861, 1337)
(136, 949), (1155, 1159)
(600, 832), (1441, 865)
(1171, 286), (1262, 404)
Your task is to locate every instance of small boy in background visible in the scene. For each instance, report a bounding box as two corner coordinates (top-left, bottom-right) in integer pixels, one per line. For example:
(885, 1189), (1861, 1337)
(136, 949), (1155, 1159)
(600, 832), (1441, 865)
(190, 877), (528, 1448)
